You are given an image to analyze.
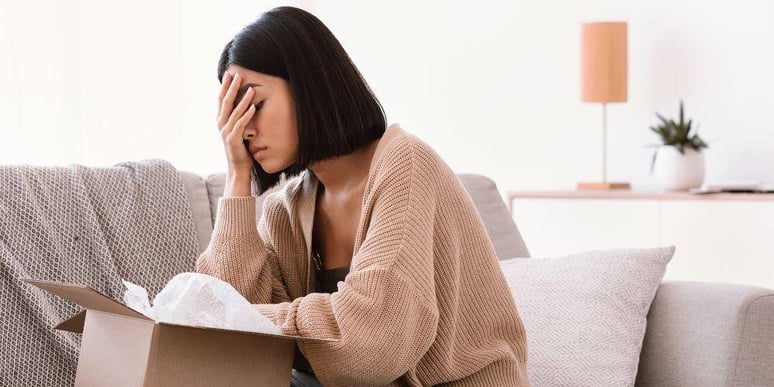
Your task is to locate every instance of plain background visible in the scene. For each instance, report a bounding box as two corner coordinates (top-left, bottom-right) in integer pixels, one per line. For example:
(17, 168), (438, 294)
(2, 0), (773, 197)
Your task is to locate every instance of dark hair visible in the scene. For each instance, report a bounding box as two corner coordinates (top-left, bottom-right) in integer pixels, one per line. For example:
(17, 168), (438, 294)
(217, 6), (387, 195)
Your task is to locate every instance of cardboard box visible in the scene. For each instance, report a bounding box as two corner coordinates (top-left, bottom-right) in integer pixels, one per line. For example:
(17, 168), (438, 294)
(23, 278), (337, 387)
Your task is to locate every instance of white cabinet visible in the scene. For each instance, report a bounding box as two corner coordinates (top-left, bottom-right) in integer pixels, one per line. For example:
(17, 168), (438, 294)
(509, 191), (774, 289)
(659, 200), (774, 287)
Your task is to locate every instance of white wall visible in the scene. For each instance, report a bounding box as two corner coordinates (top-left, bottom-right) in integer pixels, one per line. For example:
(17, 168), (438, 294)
(314, 0), (774, 192)
(2, 0), (773, 196)
(0, 0), (308, 173)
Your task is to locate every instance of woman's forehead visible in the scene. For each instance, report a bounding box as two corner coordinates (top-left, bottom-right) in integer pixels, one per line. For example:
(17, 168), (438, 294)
(226, 64), (273, 83)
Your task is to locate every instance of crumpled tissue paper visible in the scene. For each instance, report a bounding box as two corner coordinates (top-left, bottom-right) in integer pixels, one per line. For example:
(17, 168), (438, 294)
(122, 272), (281, 335)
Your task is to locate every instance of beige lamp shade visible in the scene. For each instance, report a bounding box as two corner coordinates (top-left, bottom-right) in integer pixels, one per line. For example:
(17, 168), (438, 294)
(581, 22), (628, 103)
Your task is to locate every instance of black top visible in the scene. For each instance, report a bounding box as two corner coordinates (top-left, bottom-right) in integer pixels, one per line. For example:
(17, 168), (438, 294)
(316, 265), (351, 292)
(292, 249), (351, 374)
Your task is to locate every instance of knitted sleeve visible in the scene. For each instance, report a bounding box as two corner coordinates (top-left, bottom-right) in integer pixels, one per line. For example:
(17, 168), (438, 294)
(253, 140), (441, 386)
(195, 196), (292, 304)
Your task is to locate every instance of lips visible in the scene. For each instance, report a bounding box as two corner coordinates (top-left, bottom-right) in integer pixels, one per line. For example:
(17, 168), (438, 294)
(251, 147), (268, 159)
(249, 146), (267, 154)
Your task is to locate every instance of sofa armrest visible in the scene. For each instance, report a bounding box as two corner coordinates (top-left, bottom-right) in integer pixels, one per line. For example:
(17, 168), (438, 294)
(635, 281), (774, 387)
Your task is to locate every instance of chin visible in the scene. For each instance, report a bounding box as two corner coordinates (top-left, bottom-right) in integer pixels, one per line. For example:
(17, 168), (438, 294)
(258, 160), (292, 175)
(258, 163), (279, 174)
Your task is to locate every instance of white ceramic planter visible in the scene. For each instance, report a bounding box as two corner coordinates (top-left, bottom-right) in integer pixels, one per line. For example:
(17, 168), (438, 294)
(652, 146), (705, 191)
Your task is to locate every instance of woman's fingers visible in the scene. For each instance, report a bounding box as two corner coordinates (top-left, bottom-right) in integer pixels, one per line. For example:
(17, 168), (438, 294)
(218, 72), (242, 128)
(215, 71), (256, 170)
(223, 88), (254, 136)
(217, 71), (232, 112)
(224, 104), (255, 167)
(232, 105), (256, 141)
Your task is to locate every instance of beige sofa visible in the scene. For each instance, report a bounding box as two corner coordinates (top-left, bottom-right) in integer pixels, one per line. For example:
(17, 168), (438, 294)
(179, 170), (774, 387)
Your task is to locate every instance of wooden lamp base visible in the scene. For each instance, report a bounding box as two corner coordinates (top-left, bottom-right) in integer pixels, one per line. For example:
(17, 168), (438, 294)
(577, 181), (631, 190)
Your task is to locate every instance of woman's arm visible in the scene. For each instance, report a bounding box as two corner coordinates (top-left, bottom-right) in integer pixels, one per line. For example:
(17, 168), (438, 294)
(198, 70), (294, 304)
(195, 195), (291, 305)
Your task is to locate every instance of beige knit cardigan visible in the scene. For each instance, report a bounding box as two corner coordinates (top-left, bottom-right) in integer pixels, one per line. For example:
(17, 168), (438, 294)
(196, 124), (530, 386)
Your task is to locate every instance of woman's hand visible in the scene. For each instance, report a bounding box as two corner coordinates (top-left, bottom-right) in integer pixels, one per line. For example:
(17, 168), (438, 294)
(217, 71), (257, 175)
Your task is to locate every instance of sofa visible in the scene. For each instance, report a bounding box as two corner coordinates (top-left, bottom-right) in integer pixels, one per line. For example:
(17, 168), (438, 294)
(176, 169), (774, 387)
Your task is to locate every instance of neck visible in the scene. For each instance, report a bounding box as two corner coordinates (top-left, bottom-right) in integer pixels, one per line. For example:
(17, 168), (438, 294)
(309, 139), (380, 197)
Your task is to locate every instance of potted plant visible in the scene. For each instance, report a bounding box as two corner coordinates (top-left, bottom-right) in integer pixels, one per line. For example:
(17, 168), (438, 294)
(647, 100), (709, 191)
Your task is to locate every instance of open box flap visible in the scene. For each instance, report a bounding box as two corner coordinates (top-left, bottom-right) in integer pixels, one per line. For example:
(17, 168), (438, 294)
(22, 278), (151, 321)
(22, 278), (337, 342)
(157, 321), (339, 343)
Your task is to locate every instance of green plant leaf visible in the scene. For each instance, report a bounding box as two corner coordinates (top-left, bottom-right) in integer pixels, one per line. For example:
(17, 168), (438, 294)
(656, 113), (670, 127)
(649, 100), (708, 151)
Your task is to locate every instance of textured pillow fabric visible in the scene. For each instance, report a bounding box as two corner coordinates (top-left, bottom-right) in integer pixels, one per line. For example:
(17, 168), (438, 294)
(499, 246), (675, 387)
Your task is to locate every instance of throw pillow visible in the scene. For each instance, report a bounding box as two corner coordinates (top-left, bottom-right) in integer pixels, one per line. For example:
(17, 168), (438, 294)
(499, 246), (675, 386)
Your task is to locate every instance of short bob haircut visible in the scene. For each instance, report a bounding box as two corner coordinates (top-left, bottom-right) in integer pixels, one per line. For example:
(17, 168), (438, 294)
(217, 6), (387, 195)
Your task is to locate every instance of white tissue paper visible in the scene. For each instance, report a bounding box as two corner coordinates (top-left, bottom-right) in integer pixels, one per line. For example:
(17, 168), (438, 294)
(122, 272), (281, 335)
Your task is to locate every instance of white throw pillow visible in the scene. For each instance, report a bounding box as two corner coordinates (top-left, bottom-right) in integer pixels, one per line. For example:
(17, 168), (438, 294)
(499, 246), (675, 387)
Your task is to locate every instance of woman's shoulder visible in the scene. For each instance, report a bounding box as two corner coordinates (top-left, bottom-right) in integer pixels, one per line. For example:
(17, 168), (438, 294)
(372, 124), (453, 184)
(377, 123), (436, 156)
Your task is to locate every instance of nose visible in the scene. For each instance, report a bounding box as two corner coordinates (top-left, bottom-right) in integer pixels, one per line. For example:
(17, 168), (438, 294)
(242, 124), (257, 139)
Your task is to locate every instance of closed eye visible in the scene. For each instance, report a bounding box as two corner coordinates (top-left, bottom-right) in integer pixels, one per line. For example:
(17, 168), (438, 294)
(254, 101), (264, 110)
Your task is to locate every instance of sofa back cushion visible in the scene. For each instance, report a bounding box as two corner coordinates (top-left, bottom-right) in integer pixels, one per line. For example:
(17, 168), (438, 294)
(456, 174), (530, 259)
(177, 171), (214, 253)
(183, 171), (529, 260)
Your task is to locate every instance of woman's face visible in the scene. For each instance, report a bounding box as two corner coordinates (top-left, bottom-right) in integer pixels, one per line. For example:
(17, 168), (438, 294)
(226, 64), (299, 174)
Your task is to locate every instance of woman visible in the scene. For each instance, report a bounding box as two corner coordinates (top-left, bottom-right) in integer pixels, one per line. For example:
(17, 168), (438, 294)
(196, 6), (530, 387)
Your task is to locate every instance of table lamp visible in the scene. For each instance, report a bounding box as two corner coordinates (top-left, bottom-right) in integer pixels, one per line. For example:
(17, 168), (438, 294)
(578, 21), (630, 190)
